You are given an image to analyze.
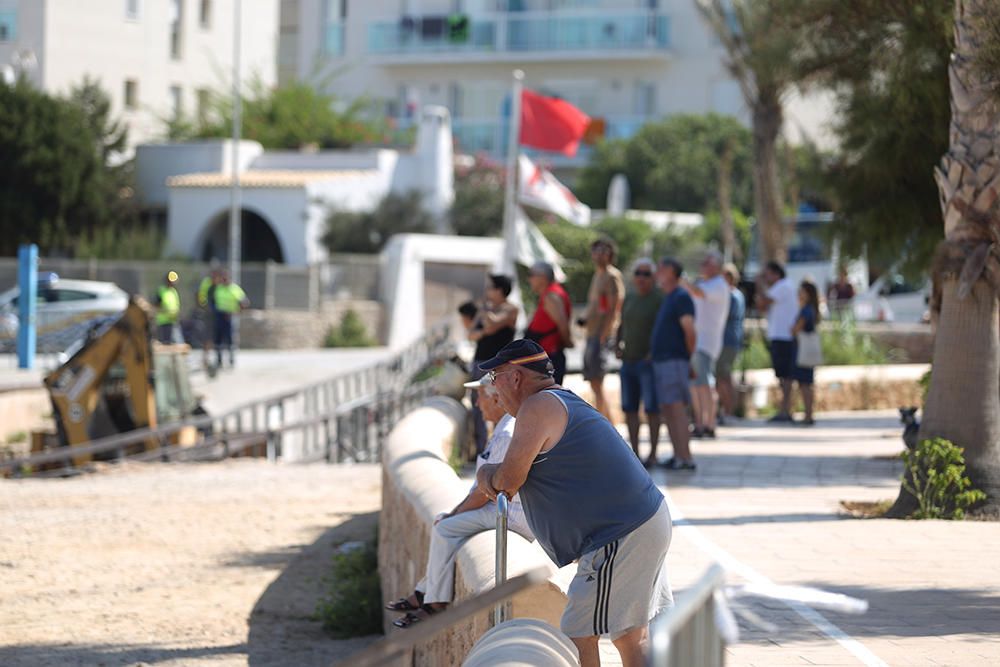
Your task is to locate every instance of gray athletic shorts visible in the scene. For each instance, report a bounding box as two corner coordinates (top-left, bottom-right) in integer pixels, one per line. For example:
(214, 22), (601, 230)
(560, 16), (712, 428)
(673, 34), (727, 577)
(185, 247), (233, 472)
(561, 500), (673, 640)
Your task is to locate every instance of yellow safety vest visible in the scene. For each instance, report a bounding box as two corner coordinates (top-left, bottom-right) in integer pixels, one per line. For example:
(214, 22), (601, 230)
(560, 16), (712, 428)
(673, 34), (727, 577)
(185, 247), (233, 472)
(213, 283), (246, 314)
(157, 286), (180, 325)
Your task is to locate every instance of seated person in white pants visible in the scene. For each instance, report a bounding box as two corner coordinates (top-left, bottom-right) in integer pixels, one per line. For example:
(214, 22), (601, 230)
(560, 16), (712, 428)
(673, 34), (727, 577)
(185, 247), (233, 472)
(385, 375), (533, 628)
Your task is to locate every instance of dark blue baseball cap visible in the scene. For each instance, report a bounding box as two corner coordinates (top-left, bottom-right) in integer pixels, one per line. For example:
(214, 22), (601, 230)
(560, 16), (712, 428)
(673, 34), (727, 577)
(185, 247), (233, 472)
(477, 339), (554, 376)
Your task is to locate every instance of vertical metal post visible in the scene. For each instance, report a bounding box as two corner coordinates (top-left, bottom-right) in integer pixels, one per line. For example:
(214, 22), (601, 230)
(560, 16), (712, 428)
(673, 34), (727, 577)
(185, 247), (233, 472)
(495, 493), (510, 625)
(229, 0), (243, 355)
(501, 69), (524, 279)
(16, 244), (37, 369)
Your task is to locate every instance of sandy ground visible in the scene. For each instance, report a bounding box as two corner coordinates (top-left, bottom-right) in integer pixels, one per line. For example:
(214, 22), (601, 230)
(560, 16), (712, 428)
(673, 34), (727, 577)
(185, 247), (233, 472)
(0, 460), (383, 667)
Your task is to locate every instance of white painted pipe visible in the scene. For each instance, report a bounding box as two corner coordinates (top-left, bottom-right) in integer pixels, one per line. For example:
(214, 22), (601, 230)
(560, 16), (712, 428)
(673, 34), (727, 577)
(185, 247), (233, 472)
(463, 618), (578, 667)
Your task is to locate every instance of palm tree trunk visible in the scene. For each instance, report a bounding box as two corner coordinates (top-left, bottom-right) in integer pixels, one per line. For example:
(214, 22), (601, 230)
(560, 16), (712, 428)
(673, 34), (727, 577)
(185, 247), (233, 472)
(888, 0), (1000, 517)
(751, 91), (786, 264)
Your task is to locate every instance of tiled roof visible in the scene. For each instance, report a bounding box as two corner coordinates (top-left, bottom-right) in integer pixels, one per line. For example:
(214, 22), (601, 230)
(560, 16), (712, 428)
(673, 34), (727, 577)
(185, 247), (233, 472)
(166, 169), (377, 188)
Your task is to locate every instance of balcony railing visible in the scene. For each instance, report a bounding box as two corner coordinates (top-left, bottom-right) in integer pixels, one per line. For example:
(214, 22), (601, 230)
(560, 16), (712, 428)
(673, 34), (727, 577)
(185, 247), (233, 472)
(368, 11), (669, 57)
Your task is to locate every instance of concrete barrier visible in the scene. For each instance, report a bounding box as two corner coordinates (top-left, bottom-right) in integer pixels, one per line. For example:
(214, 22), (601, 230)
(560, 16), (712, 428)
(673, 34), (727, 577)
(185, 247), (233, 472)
(379, 396), (571, 667)
(463, 618), (579, 667)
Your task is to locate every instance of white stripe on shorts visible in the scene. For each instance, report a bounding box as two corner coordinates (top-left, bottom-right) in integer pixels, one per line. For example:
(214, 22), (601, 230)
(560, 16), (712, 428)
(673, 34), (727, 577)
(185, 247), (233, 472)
(593, 539), (620, 635)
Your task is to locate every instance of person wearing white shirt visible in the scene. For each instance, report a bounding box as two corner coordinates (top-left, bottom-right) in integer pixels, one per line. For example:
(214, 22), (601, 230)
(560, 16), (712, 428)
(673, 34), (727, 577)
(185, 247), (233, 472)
(384, 377), (532, 628)
(756, 261), (800, 422)
(680, 251), (730, 438)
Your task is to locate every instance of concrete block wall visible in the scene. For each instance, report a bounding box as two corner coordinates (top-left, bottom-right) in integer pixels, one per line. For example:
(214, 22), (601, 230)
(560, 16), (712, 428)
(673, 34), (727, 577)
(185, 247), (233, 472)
(237, 300), (383, 349)
(379, 396), (570, 667)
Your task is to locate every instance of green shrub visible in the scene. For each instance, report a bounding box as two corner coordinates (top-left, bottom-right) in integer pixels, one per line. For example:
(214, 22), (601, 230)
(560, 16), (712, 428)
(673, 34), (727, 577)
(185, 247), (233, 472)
(324, 310), (376, 348)
(5, 431), (27, 444)
(901, 438), (986, 520)
(314, 540), (383, 638)
(322, 191), (433, 254)
(736, 319), (893, 371)
(918, 367), (932, 403)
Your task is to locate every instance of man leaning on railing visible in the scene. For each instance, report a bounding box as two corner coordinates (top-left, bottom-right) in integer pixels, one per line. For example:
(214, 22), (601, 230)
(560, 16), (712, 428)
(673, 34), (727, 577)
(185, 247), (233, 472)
(475, 339), (673, 667)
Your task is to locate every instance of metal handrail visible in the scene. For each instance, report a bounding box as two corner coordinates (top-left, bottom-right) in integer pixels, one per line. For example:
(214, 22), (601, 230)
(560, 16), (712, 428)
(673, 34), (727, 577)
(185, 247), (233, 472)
(494, 492), (510, 625)
(648, 563), (727, 666)
(334, 567), (550, 667)
(648, 563), (871, 666)
(1, 326), (451, 474)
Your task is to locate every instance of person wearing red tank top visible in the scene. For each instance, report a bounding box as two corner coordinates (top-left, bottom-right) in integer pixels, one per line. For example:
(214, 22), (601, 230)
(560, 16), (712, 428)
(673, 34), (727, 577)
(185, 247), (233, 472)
(525, 261), (573, 384)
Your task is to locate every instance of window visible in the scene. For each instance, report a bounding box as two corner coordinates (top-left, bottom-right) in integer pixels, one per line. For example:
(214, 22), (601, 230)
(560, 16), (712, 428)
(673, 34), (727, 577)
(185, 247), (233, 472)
(169, 85), (182, 119)
(124, 79), (138, 109)
(199, 0), (211, 28)
(0, 10), (16, 41)
(170, 0), (183, 59)
(196, 88), (210, 121)
(52, 290), (98, 302)
(125, 0), (141, 20)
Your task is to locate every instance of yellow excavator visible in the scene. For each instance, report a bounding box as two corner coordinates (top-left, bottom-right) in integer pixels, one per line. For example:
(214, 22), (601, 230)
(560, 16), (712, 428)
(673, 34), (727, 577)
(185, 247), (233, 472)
(39, 296), (203, 464)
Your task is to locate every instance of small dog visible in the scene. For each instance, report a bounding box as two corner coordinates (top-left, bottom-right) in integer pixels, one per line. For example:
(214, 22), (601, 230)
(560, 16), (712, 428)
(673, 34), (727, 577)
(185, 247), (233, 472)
(899, 407), (919, 450)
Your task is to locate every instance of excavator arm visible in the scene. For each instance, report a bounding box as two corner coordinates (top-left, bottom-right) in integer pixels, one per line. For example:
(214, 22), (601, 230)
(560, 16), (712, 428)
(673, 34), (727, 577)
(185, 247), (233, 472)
(43, 298), (158, 464)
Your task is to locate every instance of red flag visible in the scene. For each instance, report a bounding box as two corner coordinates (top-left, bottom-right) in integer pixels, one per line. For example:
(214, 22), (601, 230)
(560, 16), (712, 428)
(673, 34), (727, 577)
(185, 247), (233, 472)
(519, 89), (591, 157)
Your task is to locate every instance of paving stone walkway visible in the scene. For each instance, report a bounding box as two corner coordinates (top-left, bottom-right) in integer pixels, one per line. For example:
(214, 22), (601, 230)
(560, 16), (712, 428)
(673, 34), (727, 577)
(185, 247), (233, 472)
(647, 410), (1000, 667)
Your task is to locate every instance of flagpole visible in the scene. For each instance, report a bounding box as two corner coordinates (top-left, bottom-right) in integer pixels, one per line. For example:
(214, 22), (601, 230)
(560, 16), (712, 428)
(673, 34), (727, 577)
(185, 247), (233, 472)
(501, 69), (524, 277)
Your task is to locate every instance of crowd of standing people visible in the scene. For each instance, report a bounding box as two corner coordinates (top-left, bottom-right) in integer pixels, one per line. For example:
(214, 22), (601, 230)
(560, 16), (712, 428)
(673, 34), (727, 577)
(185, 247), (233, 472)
(454, 241), (824, 472)
(384, 241), (827, 666)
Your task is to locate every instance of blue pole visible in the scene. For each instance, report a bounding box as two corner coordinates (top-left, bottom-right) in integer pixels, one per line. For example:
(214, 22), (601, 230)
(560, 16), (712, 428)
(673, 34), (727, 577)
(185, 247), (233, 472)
(17, 244), (37, 370)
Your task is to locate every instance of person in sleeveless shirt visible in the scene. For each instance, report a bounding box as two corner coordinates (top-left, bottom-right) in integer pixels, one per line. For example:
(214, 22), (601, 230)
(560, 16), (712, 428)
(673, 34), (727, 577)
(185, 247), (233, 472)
(525, 261), (573, 384)
(465, 274), (519, 454)
(475, 339), (673, 667)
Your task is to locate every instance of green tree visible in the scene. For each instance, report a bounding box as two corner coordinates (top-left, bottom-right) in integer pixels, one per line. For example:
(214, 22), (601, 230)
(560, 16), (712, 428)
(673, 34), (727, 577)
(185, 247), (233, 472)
(799, 0), (953, 277)
(696, 0), (815, 265)
(322, 191), (434, 254)
(170, 80), (385, 150)
(450, 157), (505, 237)
(0, 79), (113, 254)
(576, 114), (753, 215)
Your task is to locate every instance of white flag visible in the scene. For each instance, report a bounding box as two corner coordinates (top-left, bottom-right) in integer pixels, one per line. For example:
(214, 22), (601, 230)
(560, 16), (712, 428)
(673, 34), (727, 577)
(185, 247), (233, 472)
(518, 154), (591, 226)
(510, 206), (567, 283)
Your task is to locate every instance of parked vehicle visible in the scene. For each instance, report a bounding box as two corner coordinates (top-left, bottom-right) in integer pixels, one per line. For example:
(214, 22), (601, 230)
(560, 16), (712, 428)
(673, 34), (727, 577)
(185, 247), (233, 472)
(743, 211), (869, 313)
(0, 275), (129, 339)
(852, 272), (930, 323)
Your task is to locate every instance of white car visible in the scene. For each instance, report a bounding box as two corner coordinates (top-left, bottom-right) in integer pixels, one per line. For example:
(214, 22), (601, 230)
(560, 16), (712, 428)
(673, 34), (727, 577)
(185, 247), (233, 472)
(852, 273), (929, 323)
(0, 277), (130, 339)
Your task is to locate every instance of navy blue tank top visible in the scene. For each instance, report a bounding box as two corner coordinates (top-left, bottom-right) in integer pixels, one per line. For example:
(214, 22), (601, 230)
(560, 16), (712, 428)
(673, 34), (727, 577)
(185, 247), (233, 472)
(516, 388), (665, 567)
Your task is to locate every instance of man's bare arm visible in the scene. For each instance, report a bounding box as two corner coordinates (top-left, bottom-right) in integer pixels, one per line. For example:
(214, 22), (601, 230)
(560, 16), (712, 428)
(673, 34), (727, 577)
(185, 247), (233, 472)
(475, 393), (566, 499)
(680, 314), (696, 356)
(479, 303), (519, 335)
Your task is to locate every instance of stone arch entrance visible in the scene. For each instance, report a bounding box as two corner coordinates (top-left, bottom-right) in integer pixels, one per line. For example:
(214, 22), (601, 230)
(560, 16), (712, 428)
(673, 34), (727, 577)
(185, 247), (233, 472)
(200, 209), (285, 263)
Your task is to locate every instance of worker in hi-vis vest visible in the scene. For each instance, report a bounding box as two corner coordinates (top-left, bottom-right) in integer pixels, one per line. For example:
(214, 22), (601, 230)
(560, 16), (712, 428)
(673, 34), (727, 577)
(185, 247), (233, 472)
(212, 269), (249, 369)
(196, 266), (221, 367)
(155, 271), (183, 344)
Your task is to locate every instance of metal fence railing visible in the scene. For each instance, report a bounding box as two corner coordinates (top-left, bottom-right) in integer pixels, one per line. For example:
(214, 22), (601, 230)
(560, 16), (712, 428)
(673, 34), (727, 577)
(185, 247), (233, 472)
(648, 564), (870, 666)
(0, 326), (451, 476)
(0, 254), (381, 315)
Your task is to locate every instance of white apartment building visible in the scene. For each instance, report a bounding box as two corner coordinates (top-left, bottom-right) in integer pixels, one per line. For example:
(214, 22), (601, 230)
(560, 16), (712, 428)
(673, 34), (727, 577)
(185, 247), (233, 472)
(0, 0), (279, 147)
(279, 0), (745, 166)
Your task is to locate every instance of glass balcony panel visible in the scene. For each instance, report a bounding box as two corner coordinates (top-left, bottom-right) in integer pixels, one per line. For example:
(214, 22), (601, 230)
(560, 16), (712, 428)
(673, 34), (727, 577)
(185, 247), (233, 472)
(325, 23), (345, 56)
(368, 11), (669, 55)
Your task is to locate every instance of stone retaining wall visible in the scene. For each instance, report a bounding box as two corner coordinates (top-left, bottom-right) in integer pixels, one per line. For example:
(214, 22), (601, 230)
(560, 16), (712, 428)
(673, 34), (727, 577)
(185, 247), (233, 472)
(237, 300), (383, 349)
(379, 397), (569, 667)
